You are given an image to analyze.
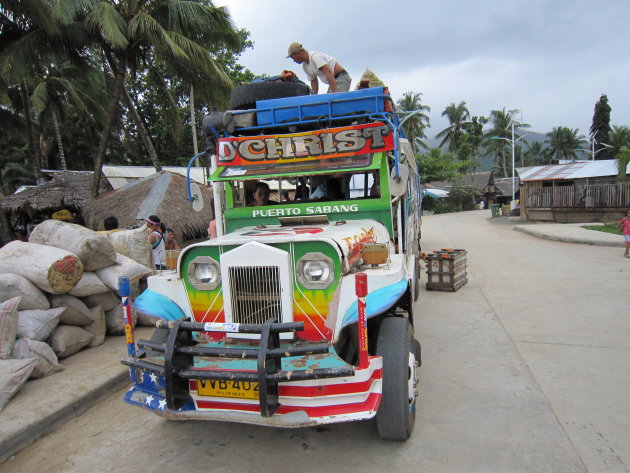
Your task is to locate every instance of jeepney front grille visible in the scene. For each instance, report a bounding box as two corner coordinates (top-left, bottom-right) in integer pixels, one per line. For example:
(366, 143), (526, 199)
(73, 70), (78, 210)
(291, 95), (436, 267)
(227, 266), (282, 324)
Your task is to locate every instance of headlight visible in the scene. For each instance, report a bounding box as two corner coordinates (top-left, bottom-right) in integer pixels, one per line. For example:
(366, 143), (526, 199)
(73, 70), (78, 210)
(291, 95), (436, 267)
(297, 252), (334, 289)
(187, 256), (220, 290)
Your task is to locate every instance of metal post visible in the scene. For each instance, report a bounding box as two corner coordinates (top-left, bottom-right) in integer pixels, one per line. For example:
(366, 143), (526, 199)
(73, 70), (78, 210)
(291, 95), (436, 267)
(355, 273), (368, 369)
(511, 122), (516, 210)
(119, 276), (136, 357)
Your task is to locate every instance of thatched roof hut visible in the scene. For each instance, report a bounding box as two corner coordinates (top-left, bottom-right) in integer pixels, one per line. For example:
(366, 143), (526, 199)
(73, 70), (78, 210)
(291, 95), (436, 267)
(0, 171), (112, 218)
(82, 171), (213, 241)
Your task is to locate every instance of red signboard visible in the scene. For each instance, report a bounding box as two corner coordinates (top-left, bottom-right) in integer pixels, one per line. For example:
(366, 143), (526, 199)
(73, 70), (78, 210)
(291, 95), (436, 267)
(216, 122), (393, 166)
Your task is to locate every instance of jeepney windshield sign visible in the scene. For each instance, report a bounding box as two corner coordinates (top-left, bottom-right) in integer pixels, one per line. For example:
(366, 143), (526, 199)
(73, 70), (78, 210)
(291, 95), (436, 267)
(217, 122), (393, 167)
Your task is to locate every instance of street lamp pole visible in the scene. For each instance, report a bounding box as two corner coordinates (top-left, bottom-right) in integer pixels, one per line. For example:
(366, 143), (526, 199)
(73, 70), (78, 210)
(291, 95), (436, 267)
(492, 122), (529, 210)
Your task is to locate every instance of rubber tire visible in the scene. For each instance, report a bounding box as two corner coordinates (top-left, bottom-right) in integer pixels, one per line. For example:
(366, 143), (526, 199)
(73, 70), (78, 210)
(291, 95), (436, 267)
(230, 81), (311, 109)
(375, 317), (417, 440)
(413, 257), (420, 302)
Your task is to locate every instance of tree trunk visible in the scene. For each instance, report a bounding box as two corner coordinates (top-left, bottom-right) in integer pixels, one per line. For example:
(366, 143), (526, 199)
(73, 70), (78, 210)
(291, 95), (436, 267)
(122, 88), (162, 172)
(92, 64), (127, 198)
(39, 134), (48, 170)
(21, 81), (40, 180)
(51, 107), (67, 170)
(0, 211), (13, 246)
(501, 149), (508, 178)
(190, 84), (199, 157)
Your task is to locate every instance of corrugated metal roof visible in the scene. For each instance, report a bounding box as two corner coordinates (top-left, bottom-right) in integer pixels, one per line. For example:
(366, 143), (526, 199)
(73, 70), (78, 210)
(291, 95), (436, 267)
(517, 159), (629, 182)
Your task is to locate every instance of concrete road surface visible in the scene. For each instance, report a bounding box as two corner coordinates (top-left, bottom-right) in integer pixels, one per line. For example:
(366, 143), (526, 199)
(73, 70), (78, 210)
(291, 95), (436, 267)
(2, 210), (628, 473)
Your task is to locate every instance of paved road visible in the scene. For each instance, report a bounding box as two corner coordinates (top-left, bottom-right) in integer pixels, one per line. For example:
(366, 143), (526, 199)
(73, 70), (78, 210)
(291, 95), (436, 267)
(2, 210), (628, 473)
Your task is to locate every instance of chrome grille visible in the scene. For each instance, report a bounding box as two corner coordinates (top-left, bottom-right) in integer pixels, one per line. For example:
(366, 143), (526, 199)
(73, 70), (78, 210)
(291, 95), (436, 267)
(227, 266), (282, 324)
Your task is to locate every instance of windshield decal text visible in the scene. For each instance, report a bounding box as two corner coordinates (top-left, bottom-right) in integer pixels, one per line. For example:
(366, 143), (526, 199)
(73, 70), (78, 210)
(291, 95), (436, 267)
(251, 204), (359, 217)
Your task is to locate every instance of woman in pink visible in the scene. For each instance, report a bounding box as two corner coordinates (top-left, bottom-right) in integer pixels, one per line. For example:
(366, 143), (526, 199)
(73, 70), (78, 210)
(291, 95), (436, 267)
(619, 209), (630, 258)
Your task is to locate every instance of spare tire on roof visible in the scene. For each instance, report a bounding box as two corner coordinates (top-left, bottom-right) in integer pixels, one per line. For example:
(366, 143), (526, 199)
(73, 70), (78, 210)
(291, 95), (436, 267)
(230, 81), (311, 110)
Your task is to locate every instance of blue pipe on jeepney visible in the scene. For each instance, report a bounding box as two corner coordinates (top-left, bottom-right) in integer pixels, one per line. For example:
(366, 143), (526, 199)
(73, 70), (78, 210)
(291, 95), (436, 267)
(119, 276), (136, 357)
(186, 152), (207, 204)
(370, 113), (401, 179)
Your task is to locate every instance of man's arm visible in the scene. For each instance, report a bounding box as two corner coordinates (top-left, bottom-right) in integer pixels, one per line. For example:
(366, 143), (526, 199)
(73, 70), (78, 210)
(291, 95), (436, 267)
(320, 65), (337, 92)
(310, 77), (319, 94)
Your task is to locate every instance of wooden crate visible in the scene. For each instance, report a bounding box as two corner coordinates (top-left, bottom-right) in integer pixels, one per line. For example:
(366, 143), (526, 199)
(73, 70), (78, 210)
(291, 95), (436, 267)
(426, 249), (467, 292)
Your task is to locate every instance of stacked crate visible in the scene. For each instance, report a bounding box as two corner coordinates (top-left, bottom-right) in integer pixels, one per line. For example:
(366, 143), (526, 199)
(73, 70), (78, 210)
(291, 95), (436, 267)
(426, 249), (467, 292)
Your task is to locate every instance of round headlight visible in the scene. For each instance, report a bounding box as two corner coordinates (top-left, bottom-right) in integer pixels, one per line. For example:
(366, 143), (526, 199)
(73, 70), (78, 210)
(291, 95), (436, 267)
(194, 263), (217, 284)
(303, 260), (330, 281)
(187, 256), (220, 290)
(297, 252), (335, 289)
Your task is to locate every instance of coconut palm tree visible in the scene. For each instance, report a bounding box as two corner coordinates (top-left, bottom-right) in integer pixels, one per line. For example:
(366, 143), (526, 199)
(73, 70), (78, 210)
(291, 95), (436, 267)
(396, 91), (431, 151)
(615, 147), (630, 182)
(63, 0), (241, 196)
(607, 125), (630, 156)
(483, 108), (528, 178)
(545, 127), (586, 163)
(436, 101), (471, 151)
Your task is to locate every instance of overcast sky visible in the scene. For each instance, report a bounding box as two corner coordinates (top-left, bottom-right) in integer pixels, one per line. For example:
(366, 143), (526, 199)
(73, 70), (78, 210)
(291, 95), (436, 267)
(216, 0), (629, 144)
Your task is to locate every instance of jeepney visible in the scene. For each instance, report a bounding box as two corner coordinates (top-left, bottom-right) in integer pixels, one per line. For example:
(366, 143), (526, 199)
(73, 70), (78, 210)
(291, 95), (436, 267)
(122, 84), (423, 440)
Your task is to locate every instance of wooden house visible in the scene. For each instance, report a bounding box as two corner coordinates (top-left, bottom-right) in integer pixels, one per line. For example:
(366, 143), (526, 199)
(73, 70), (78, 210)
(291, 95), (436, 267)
(517, 160), (630, 222)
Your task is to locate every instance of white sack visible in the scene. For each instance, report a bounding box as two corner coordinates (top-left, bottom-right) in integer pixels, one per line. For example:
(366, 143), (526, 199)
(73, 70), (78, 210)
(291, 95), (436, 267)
(105, 305), (137, 335)
(81, 291), (120, 312)
(49, 295), (94, 326)
(48, 325), (94, 359)
(84, 305), (106, 348)
(0, 273), (50, 310)
(11, 338), (64, 379)
(106, 225), (153, 269)
(0, 241), (83, 294)
(30, 220), (117, 271)
(68, 272), (110, 297)
(17, 307), (63, 341)
(0, 358), (38, 411)
(96, 254), (153, 294)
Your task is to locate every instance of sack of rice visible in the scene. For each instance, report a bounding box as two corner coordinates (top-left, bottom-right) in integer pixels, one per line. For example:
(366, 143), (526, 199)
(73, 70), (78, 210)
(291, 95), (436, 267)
(84, 305), (106, 348)
(67, 272), (109, 298)
(96, 254), (153, 294)
(29, 220), (117, 271)
(0, 358), (38, 411)
(17, 307), (63, 341)
(0, 241), (83, 294)
(0, 273), (50, 310)
(81, 291), (120, 312)
(105, 305), (137, 335)
(49, 295), (94, 326)
(106, 225), (153, 269)
(48, 325), (94, 358)
(0, 297), (21, 359)
(11, 338), (64, 378)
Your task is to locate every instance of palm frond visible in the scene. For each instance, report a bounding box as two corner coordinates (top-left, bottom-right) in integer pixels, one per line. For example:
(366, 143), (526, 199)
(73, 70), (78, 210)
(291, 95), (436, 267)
(86, 2), (128, 49)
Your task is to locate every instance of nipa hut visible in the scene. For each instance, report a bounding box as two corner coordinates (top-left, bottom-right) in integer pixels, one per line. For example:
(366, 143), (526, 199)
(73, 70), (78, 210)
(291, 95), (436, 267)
(0, 171), (113, 241)
(82, 171), (214, 241)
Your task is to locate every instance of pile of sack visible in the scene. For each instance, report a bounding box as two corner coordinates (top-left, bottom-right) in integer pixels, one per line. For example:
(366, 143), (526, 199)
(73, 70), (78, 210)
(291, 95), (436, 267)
(0, 220), (154, 411)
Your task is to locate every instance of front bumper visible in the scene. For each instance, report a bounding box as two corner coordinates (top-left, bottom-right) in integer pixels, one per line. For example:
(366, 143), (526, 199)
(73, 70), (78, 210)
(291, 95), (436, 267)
(122, 319), (383, 427)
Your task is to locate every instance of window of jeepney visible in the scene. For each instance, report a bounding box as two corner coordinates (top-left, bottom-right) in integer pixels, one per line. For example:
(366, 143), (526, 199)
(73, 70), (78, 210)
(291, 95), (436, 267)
(227, 169), (381, 207)
(217, 154), (373, 179)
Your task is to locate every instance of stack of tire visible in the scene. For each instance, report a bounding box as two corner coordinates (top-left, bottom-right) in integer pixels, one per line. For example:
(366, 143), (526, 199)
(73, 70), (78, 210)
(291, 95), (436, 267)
(0, 220), (152, 411)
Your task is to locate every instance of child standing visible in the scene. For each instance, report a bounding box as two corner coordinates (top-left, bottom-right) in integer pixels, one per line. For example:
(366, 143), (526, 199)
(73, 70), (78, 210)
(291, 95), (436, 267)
(619, 209), (630, 258)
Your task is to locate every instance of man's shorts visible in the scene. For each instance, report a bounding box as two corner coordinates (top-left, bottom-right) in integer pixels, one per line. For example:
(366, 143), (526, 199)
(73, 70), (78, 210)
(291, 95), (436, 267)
(624, 234), (630, 242)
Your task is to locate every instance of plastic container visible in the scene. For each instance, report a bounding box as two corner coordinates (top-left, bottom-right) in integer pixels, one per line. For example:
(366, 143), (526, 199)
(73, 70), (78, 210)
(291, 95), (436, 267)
(490, 204), (501, 218)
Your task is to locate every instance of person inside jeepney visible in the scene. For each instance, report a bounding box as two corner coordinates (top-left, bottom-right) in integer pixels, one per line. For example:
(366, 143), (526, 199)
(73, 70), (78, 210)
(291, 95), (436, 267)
(294, 183), (310, 201)
(248, 181), (273, 206)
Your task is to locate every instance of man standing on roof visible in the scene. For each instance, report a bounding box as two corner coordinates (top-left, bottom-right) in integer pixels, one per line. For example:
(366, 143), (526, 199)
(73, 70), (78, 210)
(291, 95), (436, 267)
(287, 42), (351, 94)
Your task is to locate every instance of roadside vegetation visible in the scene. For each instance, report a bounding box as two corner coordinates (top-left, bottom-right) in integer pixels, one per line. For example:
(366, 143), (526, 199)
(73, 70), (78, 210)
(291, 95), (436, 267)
(1, 2), (629, 208)
(582, 223), (622, 235)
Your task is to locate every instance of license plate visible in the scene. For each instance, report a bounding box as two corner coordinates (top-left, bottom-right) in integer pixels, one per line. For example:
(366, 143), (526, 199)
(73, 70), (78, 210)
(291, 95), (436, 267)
(197, 379), (259, 400)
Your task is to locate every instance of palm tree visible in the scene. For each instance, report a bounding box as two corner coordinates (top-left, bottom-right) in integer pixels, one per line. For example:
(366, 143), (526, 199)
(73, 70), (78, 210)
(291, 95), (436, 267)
(615, 147), (630, 182)
(545, 127), (586, 163)
(523, 141), (549, 166)
(483, 108), (528, 178)
(396, 91), (431, 151)
(65, 0), (241, 196)
(607, 125), (630, 156)
(436, 101), (471, 151)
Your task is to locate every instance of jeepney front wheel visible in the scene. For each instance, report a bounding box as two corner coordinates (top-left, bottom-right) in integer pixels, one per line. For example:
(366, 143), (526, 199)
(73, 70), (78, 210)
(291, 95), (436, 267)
(375, 317), (418, 440)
